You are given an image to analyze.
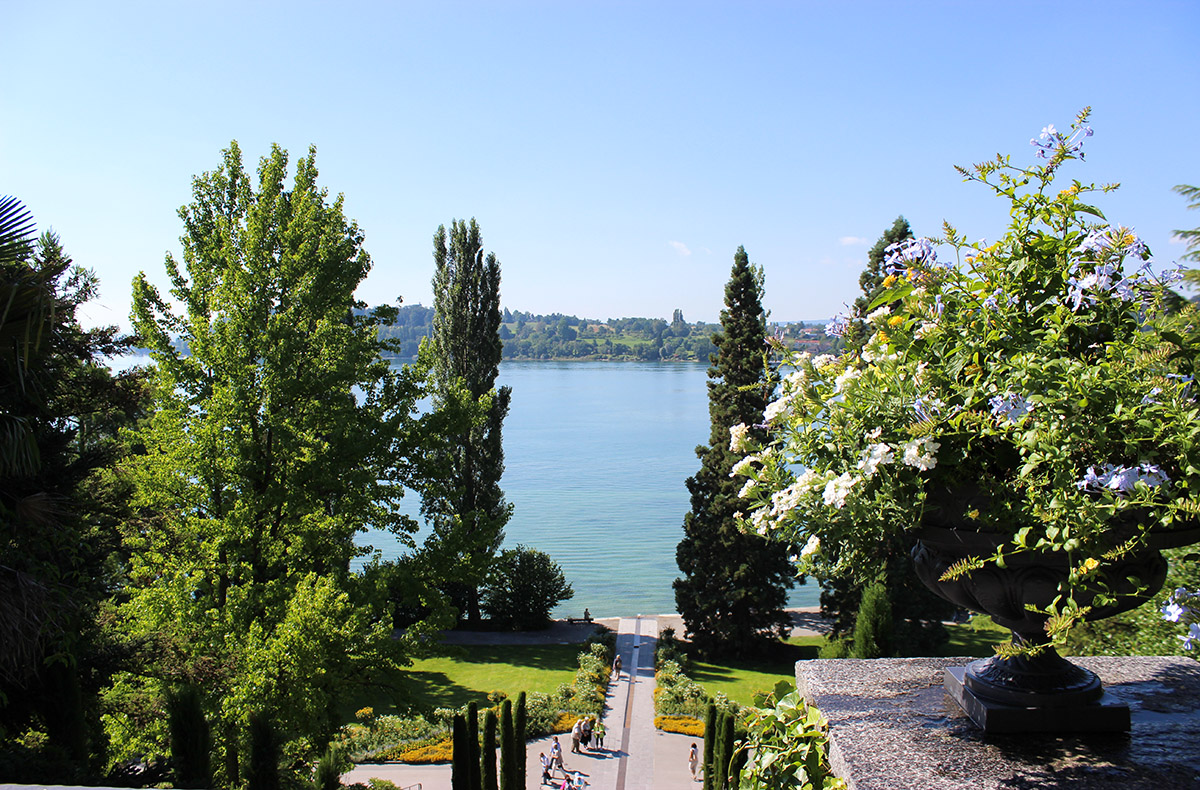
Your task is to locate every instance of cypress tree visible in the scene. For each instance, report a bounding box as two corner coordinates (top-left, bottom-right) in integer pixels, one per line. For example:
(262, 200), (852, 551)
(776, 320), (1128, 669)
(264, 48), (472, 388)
(499, 699), (515, 790)
(514, 692), (527, 789)
(674, 246), (795, 658)
(467, 701), (481, 790)
(851, 581), (895, 658)
(244, 712), (280, 790)
(169, 684), (212, 789)
(712, 712), (728, 789)
(702, 703), (717, 790)
(720, 711), (736, 789)
(312, 746), (340, 790)
(452, 714), (469, 790)
(423, 218), (512, 625)
(482, 709), (498, 790)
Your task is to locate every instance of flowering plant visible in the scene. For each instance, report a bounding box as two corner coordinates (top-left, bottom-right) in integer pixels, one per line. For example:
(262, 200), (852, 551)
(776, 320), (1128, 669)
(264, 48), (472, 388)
(735, 109), (1199, 649)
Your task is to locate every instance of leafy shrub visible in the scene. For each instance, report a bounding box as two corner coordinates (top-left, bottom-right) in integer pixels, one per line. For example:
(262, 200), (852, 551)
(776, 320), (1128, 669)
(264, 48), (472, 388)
(738, 682), (846, 790)
(654, 659), (712, 718)
(654, 715), (705, 736)
(818, 638), (852, 659)
(481, 546), (574, 630)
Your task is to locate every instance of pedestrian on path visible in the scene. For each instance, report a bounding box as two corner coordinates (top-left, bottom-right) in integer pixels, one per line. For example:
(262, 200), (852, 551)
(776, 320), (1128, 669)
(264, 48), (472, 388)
(593, 719), (606, 749)
(571, 717), (583, 753)
(551, 736), (564, 773)
(689, 742), (700, 781)
(612, 652), (622, 680)
(582, 717), (593, 750)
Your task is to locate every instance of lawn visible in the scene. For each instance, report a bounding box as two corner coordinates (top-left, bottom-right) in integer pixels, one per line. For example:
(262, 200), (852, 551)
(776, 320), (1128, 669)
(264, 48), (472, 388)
(687, 636), (823, 705)
(339, 643), (583, 721)
(686, 620), (1007, 706)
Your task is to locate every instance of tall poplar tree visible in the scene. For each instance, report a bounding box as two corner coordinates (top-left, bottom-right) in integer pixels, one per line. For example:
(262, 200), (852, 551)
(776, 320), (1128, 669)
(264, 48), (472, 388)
(673, 246), (794, 657)
(126, 142), (425, 781)
(421, 218), (511, 624)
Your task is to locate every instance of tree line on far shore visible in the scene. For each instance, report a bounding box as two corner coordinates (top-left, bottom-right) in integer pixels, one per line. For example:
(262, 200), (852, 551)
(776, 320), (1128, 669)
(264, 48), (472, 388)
(378, 305), (841, 361)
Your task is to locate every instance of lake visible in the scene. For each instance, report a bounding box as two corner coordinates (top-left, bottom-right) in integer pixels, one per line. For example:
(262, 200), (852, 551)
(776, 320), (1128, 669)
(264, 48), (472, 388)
(362, 360), (819, 618)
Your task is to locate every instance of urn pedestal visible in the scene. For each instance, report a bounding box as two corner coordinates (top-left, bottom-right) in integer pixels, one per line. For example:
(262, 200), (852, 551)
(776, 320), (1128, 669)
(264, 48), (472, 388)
(911, 525), (1192, 733)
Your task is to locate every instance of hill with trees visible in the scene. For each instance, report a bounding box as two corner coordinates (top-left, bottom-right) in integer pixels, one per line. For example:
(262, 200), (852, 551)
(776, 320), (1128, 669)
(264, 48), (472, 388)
(378, 305), (841, 361)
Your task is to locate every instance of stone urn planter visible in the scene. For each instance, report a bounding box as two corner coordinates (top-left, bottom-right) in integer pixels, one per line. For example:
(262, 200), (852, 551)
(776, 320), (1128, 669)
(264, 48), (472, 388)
(911, 522), (1200, 733)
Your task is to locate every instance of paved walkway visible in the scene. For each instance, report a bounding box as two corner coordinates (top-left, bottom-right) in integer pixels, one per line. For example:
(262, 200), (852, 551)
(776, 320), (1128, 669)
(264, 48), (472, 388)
(342, 616), (703, 789)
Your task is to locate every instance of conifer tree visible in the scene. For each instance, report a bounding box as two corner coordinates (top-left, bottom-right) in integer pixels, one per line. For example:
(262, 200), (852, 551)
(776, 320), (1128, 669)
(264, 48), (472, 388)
(482, 708), (497, 790)
(513, 692), (527, 788)
(844, 216), (913, 353)
(673, 247), (795, 657)
(422, 218), (512, 624)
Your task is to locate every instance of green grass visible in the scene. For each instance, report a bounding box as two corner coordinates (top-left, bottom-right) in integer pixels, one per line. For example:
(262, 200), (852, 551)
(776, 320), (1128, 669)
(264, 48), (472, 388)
(687, 637), (823, 705)
(339, 643), (583, 721)
(687, 621), (1007, 707)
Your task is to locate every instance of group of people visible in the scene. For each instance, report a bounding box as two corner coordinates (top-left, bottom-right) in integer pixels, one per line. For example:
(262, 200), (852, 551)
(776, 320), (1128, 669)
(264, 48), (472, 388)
(536, 647), (627, 787)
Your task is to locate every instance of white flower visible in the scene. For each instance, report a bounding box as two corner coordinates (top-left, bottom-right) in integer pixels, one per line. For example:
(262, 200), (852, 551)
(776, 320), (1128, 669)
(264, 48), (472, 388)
(729, 423), (751, 453)
(730, 455), (756, 478)
(770, 483), (805, 516)
(857, 442), (894, 478)
(784, 368), (808, 391)
(866, 305), (892, 324)
(800, 534), (821, 558)
(813, 354), (837, 370)
(822, 472), (857, 509)
(794, 469), (823, 493)
(915, 321), (938, 339)
(764, 394), (792, 423)
(901, 437), (940, 471)
(834, 367), (861, 392)
(738, 479), (758, 498)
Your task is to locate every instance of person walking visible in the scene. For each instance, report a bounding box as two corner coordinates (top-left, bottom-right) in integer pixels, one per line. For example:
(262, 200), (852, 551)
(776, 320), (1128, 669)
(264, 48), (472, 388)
(551, 736), (564, 774)
(540, 752), (552, 785)
(612, 652), (622, 680)
(581, 717), (593, 750)
(689, 742), (700, 781)
(593, 719), (606, 750)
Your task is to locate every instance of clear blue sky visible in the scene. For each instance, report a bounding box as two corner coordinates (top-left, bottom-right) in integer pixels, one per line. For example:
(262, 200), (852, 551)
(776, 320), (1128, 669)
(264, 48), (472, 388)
(4, 1), (1198, 330)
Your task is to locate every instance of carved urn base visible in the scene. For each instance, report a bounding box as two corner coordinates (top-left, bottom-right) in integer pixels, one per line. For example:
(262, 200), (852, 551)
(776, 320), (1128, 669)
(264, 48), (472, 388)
(910, 526), (1178, 733)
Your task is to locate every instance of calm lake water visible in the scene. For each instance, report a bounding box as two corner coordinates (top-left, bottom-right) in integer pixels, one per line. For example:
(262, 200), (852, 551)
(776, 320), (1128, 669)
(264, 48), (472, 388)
(362, 360), (819, 618)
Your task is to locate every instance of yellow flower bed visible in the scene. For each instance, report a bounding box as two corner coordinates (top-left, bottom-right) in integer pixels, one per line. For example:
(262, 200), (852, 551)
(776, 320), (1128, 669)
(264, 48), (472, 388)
(397, 737), (453, 764)
(552, 712), (580, 733)
(654, 715), (704, 737)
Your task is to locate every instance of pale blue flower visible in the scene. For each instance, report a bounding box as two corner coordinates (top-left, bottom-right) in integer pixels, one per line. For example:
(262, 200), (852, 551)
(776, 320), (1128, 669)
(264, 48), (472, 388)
(1163, 600), (1188, 623)
(1180, 623), (1200, 651)
(989, 392), (1033, 424)
(825, 313), (849, 338)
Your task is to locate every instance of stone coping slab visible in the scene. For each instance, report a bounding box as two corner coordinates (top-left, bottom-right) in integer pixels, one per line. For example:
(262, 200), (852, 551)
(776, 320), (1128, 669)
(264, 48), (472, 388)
(796, 656), (1200, 790)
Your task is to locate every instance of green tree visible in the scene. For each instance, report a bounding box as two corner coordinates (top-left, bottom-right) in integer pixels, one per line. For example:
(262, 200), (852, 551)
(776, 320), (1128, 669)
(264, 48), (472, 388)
(124, 142), (427, 781)
(0, 213), (147, 781)
(673, 246), (795, 658)
(844, 216), (913, 353)
(421, 218), (512, 624)
(481, 545), (574, 630)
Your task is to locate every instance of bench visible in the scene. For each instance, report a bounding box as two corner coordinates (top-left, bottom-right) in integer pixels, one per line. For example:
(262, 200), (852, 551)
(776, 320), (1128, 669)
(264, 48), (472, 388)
(566, 615), (594, 625)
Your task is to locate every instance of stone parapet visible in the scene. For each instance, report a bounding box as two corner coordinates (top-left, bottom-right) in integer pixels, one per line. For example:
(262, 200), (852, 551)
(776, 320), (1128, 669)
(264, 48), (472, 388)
(796, 656), (1200, 789)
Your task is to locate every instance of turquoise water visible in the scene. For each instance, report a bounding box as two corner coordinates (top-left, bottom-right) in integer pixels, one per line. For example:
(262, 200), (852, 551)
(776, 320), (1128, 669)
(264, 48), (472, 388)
(361, 360), (819, 618)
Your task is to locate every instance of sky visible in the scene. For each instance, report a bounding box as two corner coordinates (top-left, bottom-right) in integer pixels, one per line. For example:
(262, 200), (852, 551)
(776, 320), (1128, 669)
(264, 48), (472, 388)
(4, 1), (1198, 330)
